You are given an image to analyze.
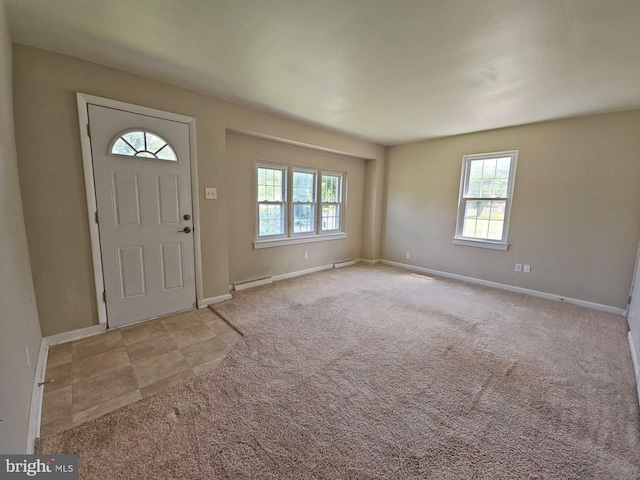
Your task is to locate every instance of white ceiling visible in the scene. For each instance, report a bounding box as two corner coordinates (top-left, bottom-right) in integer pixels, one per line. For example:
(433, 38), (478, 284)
(6, 0), (640, 145)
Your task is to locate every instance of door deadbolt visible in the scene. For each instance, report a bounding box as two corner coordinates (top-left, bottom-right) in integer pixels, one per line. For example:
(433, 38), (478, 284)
(183, 214), (191, 220)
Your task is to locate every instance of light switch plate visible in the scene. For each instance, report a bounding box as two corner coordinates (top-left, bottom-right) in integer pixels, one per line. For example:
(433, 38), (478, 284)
(523, 264), (531, 274)
(205, 187), (217, 200)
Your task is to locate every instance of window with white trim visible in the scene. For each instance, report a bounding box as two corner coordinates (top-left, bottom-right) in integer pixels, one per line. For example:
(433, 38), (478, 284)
(256, 163), (345, 242)
(321, 173), (342, 231)
(454, 151), (517, 249)
(257, 166), (286, 237)
(292, 170), (316, 234)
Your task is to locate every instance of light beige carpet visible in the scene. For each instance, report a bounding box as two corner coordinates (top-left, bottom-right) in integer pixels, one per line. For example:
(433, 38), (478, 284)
(38, 264), (640, 479)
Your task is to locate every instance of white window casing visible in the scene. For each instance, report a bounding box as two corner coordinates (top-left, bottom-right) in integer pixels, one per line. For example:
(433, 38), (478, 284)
(256, 164), (288, 239)
(320, 172), (343, 233)
(292, 168), (317, 236)
(255, 162), (346, 248)
(453, 150), (518, 250)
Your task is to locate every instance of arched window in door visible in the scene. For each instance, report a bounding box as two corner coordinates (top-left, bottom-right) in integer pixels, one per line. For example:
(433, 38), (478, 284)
(110, 130), (177, 161)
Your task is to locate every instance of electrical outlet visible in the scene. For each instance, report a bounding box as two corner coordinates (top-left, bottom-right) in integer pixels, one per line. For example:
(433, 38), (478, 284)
(515, 263), (522, 272)
(406, 252), (411, 260)
(523, 264), (531, 274)
(205, 187), (217, 200)
(304, 251), (309, 260)
(25, 345), (31, 368)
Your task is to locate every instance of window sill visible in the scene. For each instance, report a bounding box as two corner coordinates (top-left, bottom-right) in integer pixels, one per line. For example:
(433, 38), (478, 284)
(452, 238), (509, 251)
(254, 232), (347, 249)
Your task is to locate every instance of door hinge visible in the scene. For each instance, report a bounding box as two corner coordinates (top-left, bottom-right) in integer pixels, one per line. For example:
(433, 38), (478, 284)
(86, 123), (91, 138)
(629, 295), (633, 305)
(94, 211), (99, 224)
(103, 291), (106, 303)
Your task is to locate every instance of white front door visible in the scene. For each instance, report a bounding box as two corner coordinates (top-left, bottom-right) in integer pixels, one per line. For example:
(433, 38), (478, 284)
(89, 104), (196, 328)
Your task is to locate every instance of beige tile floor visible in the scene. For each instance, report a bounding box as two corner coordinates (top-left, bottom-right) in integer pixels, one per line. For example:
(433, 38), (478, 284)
(40, 307), (241, 437)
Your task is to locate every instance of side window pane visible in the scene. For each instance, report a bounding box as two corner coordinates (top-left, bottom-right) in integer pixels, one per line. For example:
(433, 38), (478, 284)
(323, 204), (340, 231)
(321, 173), (342, 232)
(466, 159), (484, 197)
(322, 175), (340, 202)
(259, 204), (284, 236)
(496, 157), (511, 178)
(321, 204), (340, 231)
(257, 167), (284, 201)
(257, 166), (286, 237)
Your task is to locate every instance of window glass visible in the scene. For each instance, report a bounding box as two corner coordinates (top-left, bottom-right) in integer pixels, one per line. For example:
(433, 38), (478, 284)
(257, 167), (286, 237)
(257, 167), (284, 202)
(292, 171), (316, 234)
(455, 151), (517, 245)
(293, 171), (314, 202)
(110, 131), (177, 161)
(321, 204), (340, 231)
(321, 174), (342, 232)
(322, 175), (341, 203)
(256, 165), (345, 241)
(258, 204), (285, 236)
(293, 204), (315, 233)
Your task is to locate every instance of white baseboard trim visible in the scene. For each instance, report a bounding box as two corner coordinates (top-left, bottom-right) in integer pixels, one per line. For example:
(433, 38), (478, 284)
(272, 264), (334, 282)
(27, 338), (48, 453)
(381, 260), (626, 316)
(199, 294), (233, 306)
(44, 324), (107, 346)
(629, 332), (640, 407)
(227, 264), (339, 293)
(334, 260), (356, 268)
(233, 277), (273, 291)
(357, 258), (381, 265)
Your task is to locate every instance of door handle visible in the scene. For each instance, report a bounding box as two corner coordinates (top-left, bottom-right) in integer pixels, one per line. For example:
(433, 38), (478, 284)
(180, 227), (192, 233)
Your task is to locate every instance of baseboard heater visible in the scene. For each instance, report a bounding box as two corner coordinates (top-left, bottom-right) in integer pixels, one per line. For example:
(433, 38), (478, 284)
(233, 276), (273, 291)
(334, 259), (356, 269)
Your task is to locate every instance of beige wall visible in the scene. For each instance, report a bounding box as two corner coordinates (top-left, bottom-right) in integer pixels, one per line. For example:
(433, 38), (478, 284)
(0, 0), (42, 453)
(12, 45), (385, 336)
(383, 111), (640, 309)
(13, 41), (639, 339)
(227, 133), (366, 283)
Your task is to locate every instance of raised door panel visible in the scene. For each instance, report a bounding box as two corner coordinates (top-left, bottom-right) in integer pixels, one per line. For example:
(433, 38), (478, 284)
(112, 171), (142, 227)
(156, 174), (180, 226)
(160, 242), (184, 290)
(117, 245), (147, 298)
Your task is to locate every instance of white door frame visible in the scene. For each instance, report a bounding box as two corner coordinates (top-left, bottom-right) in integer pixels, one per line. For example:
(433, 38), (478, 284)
(627, 243), (640, 406)
(76, 93), (204, 326)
